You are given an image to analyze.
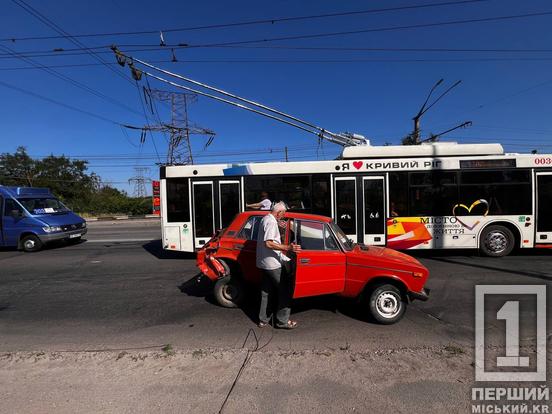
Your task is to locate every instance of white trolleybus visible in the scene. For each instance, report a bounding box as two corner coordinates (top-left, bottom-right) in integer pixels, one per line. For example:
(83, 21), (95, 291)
(158, 141), (552, 257)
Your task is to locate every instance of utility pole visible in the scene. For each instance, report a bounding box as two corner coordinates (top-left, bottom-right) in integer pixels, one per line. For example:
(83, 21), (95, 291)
(148, 89), (215, 165)
(284, 146), (288, 162)
(411, 79), (461, 144)
(419, 121), (472, 143)
(128, 167), (151, 198)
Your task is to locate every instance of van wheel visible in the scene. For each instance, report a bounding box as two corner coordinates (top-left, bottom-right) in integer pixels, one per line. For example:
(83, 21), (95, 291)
(480, 225), (514, 257)
(214, 275), (244, 308)
(368, 284), (406, 325)
(21, 235), (43, 252)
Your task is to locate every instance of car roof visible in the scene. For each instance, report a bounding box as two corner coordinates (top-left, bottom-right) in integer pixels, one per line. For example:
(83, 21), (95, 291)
(237, 211), (332, 223)
(0, 186), (53, 198)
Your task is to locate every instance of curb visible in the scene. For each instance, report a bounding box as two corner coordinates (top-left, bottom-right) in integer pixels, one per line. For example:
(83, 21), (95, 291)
(85, 215), (160, 222)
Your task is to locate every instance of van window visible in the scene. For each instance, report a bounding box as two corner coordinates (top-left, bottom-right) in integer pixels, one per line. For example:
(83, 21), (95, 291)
(17, 198), (68, 214)
(4, 199), (24, 216)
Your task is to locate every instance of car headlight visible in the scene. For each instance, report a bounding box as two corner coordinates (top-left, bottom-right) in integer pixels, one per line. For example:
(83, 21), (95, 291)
(42, 226), (62, 233)
(80, 222), (87, 228)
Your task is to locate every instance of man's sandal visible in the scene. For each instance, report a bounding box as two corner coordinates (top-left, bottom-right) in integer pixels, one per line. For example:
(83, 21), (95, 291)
(276, 320), (298, 330)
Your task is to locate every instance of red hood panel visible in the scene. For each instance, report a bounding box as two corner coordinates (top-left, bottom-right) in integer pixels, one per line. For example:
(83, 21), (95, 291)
(347, 245), (425, 270)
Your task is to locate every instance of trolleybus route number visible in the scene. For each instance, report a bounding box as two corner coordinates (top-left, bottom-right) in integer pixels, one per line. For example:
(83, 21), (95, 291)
(534, 157), (552, 165)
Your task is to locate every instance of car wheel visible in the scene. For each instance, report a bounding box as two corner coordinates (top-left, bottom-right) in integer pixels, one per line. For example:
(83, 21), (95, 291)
(368, 284), (406, 325)
(21, 235), (43, 252)
(479, 225), (514, 257)
(213, 275), (244, 308)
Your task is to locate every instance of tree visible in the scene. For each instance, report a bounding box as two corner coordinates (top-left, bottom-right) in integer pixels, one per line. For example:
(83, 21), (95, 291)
(33, 154), (100, 210)
(0, 146), (37, 186)
(0, 147), (151, 216)
(401, 133), (417, 146)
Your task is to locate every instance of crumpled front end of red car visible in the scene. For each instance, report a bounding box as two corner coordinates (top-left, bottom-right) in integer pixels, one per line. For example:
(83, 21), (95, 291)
(196, 233), (227, 282)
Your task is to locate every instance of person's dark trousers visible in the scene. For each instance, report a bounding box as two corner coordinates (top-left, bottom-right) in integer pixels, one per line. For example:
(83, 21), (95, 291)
(258, 267), (291, 326)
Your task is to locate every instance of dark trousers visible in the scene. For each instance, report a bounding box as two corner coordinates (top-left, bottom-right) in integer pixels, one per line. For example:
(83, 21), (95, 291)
(258, 266), (292, 326)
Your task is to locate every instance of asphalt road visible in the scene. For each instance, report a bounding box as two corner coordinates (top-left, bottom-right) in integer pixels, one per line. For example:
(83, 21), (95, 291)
(1, 219), (551, 353)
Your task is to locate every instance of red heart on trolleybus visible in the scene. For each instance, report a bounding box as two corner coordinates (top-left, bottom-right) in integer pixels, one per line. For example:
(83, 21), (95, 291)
(452, 199), (489, 230)
(353, 161), (363, 170)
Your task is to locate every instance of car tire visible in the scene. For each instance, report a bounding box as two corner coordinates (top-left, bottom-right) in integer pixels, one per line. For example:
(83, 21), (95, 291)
(479, 225), (515, 257)
(213, 275), (244, 308)
(368, 284), (406, 325)
(21, 234), (43, 253)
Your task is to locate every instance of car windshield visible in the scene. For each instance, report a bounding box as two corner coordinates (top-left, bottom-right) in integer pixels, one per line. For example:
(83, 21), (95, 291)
(329, 221), (354, 251)
(17, 198), (69, 215)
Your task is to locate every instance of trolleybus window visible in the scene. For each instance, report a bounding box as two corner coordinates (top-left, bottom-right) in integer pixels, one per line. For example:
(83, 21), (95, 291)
(458, 169), (531, 215)
(166, 178), (190, 222)
(388, 172), (408, 217)
(245, 175), (310, 211)
(245, 174), (332, 213)
(311, 174), (331, 217)
(409, 171), (458, 217)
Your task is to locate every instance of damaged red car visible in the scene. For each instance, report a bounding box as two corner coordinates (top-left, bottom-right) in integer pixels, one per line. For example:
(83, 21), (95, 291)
(197, 211), (430, 324)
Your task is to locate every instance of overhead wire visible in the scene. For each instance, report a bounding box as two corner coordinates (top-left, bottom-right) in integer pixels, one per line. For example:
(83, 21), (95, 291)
(435, 77), (552, 126)
(3, 44), (552, 61)
(10, 0), (135, 86)
(2, 57), (552, 70)
(1, 0), (492, 42)
(28, 144), (319, 160)
(134, 80), (162, 163)
(9, 0), (173, 157)
(192, 11), (552, 48)
(0, 79), (121, 125)
(197, 44), (552, 53)
(2, 9), (552, 60)
(0, 44), (145, 116)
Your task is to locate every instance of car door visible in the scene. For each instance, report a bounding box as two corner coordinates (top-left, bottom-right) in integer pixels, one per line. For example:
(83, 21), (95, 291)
(233, 215), (264, 283)
(291, 219), (346, 298)
(3, 198), (26, 247)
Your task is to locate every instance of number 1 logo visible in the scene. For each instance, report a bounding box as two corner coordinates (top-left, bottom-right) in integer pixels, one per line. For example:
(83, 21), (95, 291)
(475, 285), (546, 382)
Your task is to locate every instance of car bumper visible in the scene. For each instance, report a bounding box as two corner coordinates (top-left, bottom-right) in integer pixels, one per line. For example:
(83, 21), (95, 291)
(38, 228), (87, 243)
(408, 287), (430, 302)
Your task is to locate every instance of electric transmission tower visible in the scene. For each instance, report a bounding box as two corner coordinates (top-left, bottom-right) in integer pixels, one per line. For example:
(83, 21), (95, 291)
(128, 167), (151, 198)
(148, 89), (215, 165)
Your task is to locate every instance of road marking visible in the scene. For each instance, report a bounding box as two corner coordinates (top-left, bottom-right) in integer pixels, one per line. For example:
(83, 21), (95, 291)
(85, 239), (158, 243)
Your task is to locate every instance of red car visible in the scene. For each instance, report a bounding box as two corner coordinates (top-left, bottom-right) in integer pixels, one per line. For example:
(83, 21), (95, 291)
(197, 211), (430, 324)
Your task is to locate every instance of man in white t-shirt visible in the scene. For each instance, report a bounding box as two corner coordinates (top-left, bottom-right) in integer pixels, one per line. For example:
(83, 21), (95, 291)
(246, 191), (272, 210)
(256, 201), (301, 329)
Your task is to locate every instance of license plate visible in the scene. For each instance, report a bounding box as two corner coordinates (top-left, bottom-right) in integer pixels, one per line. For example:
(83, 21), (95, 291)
(69, 233), (81, 239)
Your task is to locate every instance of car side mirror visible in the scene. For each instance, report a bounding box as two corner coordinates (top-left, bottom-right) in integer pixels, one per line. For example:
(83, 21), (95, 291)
(10, 209), (22, 219)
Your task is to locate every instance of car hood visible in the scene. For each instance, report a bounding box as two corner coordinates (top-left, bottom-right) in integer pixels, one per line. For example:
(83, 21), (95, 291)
(347, 244), (426, 271)
(33, 211), (85, 227)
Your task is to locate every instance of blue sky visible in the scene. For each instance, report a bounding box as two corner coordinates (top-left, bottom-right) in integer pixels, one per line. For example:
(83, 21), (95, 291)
(1, 0), (552, 194)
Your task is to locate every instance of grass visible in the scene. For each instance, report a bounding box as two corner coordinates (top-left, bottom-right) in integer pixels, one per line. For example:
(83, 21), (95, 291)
(443, 344), (465, 356)
(162, 344), (175, 356)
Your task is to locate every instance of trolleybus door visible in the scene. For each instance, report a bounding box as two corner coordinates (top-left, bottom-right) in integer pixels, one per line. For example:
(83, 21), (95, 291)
(334, 177), (357, 243)
(536, 172), (552, 243)
(362, 176), (386, 246)
(192, 181), (215, 248)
